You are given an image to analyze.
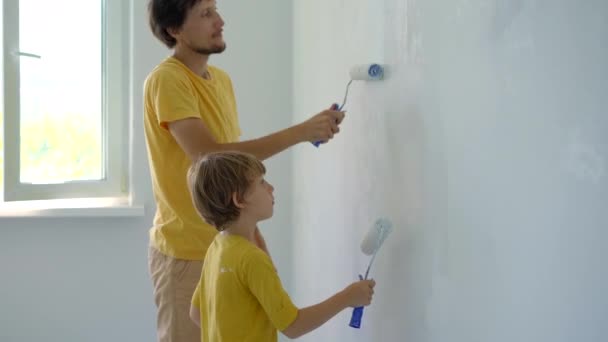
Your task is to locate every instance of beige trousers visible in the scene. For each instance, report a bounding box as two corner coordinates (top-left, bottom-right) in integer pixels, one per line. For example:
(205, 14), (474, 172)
(148, 246), (203, 342)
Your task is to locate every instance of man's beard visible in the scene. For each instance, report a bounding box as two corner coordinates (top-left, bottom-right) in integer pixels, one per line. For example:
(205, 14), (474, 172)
(193, 42), (227, 56)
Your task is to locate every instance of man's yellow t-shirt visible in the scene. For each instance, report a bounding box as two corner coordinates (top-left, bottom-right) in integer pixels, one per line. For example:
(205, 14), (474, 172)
(192, 234), (298, 342)
(144, 57), (241, 260)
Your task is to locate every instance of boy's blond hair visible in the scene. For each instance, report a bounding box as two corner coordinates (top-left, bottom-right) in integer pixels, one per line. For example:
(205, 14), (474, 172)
(188, 151), (266, 231)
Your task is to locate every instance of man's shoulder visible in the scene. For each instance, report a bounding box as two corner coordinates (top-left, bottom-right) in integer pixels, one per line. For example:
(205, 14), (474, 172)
(146, 58), (190, 84)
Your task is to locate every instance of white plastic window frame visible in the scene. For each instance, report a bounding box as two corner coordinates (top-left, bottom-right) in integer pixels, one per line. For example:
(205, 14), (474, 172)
(2, 0), (129, 203)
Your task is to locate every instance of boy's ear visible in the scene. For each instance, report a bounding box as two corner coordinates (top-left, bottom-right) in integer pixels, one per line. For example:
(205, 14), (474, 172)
(232, 192), (246, 209)
(167, 26), (181, 40)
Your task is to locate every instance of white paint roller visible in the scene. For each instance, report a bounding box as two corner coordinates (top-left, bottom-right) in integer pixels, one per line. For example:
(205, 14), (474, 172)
(349, 63), (385, 81)
(349, 217), (393, 329)
(338, 63), (384, 111)
(360, 217), (393, 277)
(313, 63), (385, 147)
(360, 217), (392, 257)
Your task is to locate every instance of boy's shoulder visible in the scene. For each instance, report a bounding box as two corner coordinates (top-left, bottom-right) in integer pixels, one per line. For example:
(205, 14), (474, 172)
(239, 241), (271, 265)
(240, 246), (276, 278)
(216, 235), (273, 270)
(212, 235), (268, 259)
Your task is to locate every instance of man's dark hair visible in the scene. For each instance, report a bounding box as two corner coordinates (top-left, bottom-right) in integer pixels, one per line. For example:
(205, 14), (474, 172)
(148, 0), (201, 48)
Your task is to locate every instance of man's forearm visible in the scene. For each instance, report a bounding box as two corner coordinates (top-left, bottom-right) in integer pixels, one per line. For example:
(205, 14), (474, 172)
(222, 125), (304, 161)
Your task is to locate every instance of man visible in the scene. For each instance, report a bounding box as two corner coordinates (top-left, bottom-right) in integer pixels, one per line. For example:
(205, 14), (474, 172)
(144, 0), (346, 341)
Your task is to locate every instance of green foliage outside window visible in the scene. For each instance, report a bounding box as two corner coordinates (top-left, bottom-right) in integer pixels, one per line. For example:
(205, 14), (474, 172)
(0, 112), (102, 187)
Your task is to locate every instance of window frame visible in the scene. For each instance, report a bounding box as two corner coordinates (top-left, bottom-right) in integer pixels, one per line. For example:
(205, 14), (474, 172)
(2, 0), (129, 202)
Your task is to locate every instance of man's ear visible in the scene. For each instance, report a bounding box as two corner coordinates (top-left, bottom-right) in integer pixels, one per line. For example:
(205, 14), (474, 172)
(232, 192), (246, 209)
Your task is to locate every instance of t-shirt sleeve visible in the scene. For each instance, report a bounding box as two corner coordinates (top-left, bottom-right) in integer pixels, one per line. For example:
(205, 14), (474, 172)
(191, 281), (201, 309)
(242, 249), (298, 331)
(149, 70), (201, 130)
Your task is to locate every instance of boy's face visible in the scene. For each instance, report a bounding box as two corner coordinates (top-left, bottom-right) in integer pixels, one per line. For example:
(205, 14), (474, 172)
(172, 0), (226, 55)
(242, 175), (275, 222)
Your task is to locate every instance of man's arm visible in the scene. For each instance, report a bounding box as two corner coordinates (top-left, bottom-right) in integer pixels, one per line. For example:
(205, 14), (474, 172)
(168, 109), (344, 162)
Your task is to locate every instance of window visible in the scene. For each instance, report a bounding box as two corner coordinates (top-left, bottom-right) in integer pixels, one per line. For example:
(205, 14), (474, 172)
(1, 0), (128, 202)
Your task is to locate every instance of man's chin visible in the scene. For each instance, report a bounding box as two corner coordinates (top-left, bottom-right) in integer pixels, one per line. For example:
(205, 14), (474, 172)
(214, 43), (227, 54)
(195, 43), (226, 56)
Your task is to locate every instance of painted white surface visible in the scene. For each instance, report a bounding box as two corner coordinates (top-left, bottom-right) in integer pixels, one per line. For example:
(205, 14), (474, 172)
(293, 0), (608, 341)
(0, 1), (293, 341)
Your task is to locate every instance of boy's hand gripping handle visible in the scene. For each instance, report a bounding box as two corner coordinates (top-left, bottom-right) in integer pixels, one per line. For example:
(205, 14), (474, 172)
(348, 274), (365, 329)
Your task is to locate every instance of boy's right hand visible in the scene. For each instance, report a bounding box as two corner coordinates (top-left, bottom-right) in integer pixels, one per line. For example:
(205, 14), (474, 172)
(341, 279), (376, 308)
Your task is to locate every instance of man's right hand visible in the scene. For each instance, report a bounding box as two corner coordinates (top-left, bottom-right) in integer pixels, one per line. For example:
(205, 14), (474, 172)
(297, 107), (345, 144)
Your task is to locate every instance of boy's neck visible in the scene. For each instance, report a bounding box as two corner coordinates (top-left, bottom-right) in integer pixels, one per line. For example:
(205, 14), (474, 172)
(223, 217), (257, 243)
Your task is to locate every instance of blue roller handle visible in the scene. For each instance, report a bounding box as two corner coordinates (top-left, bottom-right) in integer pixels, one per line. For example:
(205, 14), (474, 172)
(312, 103), (340, 147)
(349, 306), (364, 329)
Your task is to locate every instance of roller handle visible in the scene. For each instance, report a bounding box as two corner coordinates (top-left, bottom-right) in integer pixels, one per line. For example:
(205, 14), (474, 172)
(312, 103), (341, 147)
(349, 306), (365, 329)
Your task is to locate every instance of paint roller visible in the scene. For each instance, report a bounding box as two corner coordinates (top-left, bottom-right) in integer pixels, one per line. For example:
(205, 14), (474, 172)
(313, 63), (385, 147)
(349, 217), (393, 329)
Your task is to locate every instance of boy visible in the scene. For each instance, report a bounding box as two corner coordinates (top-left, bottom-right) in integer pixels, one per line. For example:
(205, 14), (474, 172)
(187, 151), (376, 341)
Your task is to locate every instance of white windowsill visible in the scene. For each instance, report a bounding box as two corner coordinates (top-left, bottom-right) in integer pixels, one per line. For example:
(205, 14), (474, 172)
(0, 197), (145, 218)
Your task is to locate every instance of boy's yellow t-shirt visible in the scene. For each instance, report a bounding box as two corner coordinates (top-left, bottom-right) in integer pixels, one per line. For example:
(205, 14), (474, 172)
(144, 57), (241, 260)
(192, 234), (298, 342)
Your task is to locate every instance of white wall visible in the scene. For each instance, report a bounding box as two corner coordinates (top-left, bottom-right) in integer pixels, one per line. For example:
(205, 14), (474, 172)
(4, 1), (607, 341)
(0, 1), (293, 341)
(292, 0), (608, 341)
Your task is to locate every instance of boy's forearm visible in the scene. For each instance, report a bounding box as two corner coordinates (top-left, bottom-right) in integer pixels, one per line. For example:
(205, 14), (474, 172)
(282, 291), (349, 339)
